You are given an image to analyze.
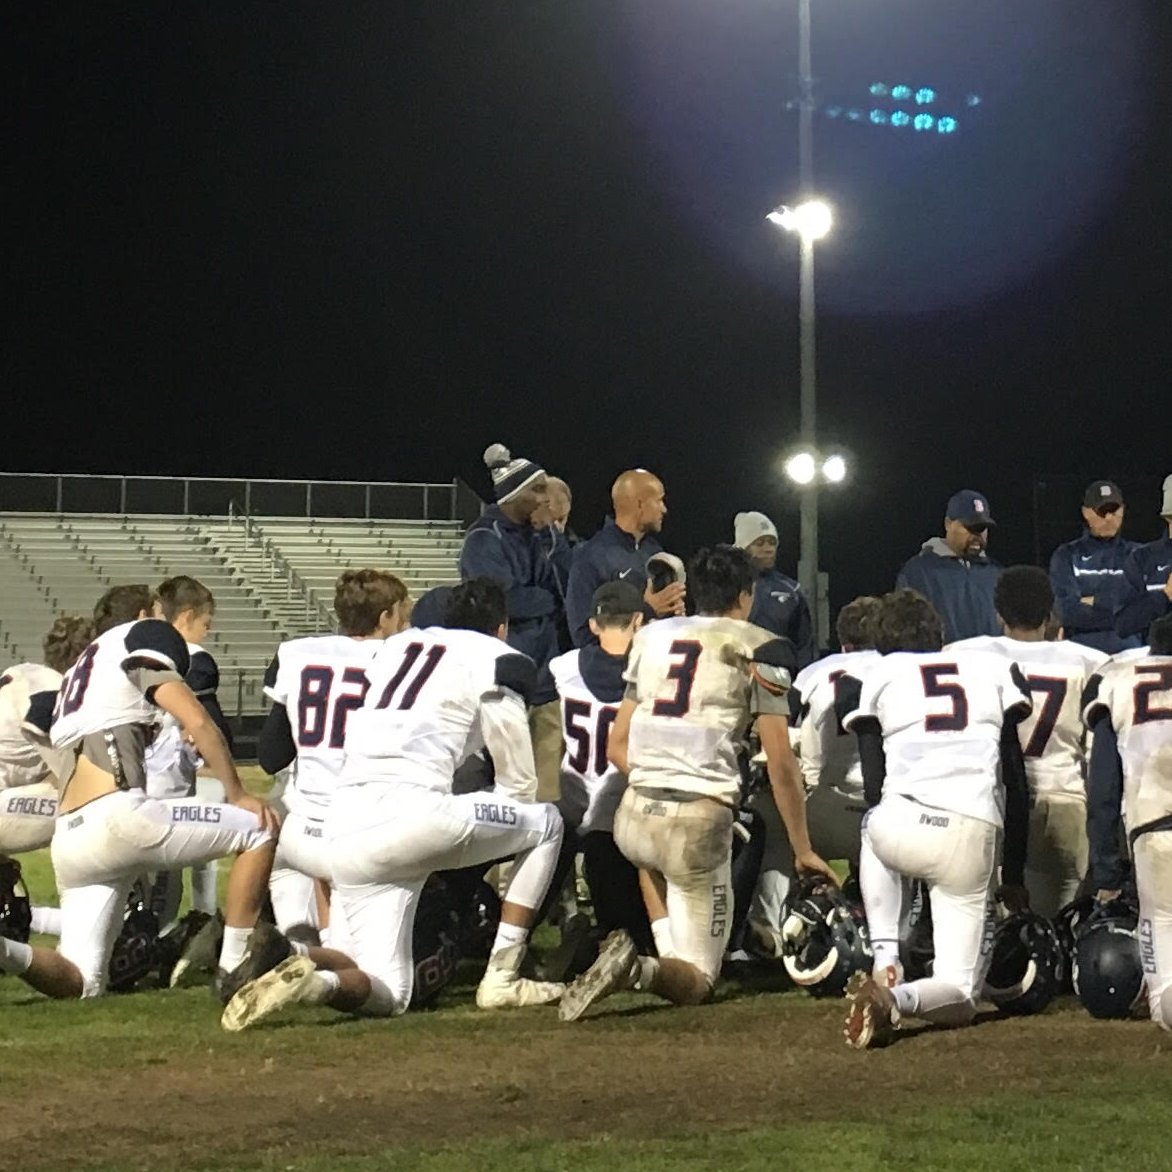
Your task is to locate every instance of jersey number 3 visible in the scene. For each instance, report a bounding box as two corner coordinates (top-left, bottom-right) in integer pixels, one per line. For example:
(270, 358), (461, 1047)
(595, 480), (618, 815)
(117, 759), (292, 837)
(652, 641), (702, 718)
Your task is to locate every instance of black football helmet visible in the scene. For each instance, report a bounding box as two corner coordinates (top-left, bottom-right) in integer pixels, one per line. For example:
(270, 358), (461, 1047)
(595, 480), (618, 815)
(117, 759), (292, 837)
(984, 911), (1063, 1016)
(108, 891), (161, 993)
(781, 876), (872, 997)
(1073, 899), (1145, 1020)
(411, 877), (463, 1009)
(0, 859), (32, 944)
(1053, 894), (1097, 993)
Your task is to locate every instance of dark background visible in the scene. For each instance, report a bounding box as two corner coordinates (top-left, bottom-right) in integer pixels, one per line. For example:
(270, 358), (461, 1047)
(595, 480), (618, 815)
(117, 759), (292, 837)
(9, 3), (1171, 616)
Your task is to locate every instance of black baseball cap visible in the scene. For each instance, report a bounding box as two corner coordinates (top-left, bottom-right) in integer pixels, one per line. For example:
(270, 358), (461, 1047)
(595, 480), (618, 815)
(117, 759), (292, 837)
(593, 580), (643, 618)
(946, 489), (996, 528)
(1083, 480), (1124, 509)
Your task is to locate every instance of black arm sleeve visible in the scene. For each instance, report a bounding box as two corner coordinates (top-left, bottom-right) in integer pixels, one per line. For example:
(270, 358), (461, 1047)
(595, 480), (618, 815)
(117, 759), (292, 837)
(999, 720), (1030, 887)
(853, 717), (886, 808)
(257, 703), (296, 775)
(1086, 715), (1127, 892)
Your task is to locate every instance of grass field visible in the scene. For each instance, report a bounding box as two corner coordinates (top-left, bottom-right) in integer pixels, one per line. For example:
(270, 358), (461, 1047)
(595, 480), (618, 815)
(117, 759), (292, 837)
(5, 770), (1169, 1171)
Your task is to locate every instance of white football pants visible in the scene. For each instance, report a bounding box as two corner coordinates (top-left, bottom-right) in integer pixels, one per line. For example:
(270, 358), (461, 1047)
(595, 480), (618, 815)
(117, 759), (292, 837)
(328, 781), (563, 1017)
(0, 782), (58, 854)
(1134, 828), (1172, 1031)
(861, 796), (997, 1027)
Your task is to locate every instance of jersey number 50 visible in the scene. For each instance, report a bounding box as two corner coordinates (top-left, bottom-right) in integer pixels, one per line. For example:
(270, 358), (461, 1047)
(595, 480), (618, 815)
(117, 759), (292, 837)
(563, 698), (618, 776)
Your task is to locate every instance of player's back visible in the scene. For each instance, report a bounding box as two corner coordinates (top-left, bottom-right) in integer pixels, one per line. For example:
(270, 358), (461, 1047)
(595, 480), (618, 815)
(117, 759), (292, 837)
(851, 648), (1030, 825)
(550, 645), (626, 832)
(265, 633), (382, 814)
(625, 615), (773, 804)
(1084, 651), (1172, 830)
(795, 650), (880, 796)
(949, 635), (1107, 798)
(343, 626), (509, 791)
(0, 662), (62, 789)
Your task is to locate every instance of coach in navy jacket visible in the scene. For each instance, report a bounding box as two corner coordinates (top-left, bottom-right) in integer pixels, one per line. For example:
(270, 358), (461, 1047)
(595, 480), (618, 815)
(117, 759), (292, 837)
(1048, 480), (1141, 655)
(459, 444), (561, 705)
(565, 469), (685, 647)
(1115, 474), (1172, 642)
(896, 490), (1002, 644)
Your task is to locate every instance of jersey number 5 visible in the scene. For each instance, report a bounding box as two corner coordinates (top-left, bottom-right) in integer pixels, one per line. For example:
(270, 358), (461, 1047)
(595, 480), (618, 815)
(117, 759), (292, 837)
(652, 640), (703, 718)
(920, 663), (969, 732)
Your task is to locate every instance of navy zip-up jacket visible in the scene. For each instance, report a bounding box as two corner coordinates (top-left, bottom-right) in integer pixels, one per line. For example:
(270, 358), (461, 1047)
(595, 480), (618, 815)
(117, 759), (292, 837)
(747, 568), (817, 667)
(1048, 531), (1141, 654)
(1115, 534), (1172, 641)
(895, 537), (1001, 643)
(458, 505), (561, 704)
(565, 517), (663, 647)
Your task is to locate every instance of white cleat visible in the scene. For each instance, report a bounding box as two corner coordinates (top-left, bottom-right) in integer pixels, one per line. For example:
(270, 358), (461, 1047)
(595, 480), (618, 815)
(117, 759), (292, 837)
(221, 956), (330, 1032)
(558, 929), (639, 1023)
(475, 967), (565, 1009)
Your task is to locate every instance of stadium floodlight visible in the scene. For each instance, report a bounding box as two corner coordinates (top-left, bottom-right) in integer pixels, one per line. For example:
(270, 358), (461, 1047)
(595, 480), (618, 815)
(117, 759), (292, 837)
(784, 451), (818, 486)
(766, 199), (833, 242)
(822, 454), (847, 484)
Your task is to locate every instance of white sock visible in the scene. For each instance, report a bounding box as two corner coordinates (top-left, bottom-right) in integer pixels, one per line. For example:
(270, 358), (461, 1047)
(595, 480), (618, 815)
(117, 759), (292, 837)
(289, 939), (310, 957)
(218, 925), (251, 972)
(30, 906), (62, 937)
(871, 939), (901, 972)
(317, 969), (340, 995)
(489, 921), (529, 969)
(0, 937), (33, 975)
(651, 917), (675, 958)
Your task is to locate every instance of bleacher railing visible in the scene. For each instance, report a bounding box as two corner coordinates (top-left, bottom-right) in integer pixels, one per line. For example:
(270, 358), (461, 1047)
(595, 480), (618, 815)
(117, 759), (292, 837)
(0, 472), (483, 524)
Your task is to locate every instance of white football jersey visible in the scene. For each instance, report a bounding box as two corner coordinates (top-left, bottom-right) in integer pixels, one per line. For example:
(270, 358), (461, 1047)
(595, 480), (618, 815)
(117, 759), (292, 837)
(794, 649), (880, 798)
(550, 647), (626, 834)
(0, 663), (63, 789)
(342, 626), (537, 798)
(1083, 653), (1172, 832)
(843, 649), (1032, 826)
(265, 634), (383, 816)
(948, 636), (1108, 799)
(145, 643), (221, 797)
(51, 620), (188, 749)
(623, 615), (788, 805)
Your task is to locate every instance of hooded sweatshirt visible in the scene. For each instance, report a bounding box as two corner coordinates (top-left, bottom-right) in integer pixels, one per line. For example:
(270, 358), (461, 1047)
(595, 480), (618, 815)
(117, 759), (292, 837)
(896, 537), (1001, 644)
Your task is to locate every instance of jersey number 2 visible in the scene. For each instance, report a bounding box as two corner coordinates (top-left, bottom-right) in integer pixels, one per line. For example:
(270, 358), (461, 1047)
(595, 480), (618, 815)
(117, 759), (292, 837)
(1135, 665), (1172, 725)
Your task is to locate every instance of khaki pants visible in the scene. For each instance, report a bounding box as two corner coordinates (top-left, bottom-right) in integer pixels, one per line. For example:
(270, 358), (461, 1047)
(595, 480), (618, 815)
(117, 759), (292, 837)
(614, 787), (733, 988)
(529, 701), (563, 803)
(1024, 794), (1088, 919)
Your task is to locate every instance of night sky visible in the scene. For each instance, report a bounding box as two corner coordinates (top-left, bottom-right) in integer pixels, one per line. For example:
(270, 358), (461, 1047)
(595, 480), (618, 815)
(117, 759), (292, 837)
(10, 3), (1171, 617)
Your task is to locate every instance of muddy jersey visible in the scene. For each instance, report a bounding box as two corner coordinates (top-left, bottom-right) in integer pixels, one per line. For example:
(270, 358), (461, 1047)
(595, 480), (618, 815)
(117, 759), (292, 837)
(264, 634), (383, 817)
(948, 636), (1108, 800)
(843, 649), (1032, 826)
(793, 650), (880, 798)
(51, 620), (189, 749)
(550, 646), (626, 834)
(623, 615), (792, 806)
(341, 626), (538, 799)
(0, 663), (63, 789)
(1083, 653), (1172, 831)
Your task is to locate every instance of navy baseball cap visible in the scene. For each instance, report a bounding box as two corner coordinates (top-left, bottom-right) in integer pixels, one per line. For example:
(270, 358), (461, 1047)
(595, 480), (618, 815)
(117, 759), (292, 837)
(946, 489), (996, 528)
(593, 580), (643, 617)
(1082, 480), (1124, 509)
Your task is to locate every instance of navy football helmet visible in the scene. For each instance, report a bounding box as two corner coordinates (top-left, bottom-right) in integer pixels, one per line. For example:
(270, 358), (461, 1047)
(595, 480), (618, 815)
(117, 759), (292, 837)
(411, 878), (462, 1009)
(108, 892), (161, 993)
(985, 911), (1063, 1016)
(1053, 894), (1097, 993)
(781, 876), (872, 997)
(1073, 899), (1145, 1020)
(0, 859), (32, 944)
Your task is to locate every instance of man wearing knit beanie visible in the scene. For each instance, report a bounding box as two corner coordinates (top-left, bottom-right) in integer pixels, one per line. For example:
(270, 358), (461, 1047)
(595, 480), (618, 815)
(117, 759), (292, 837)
(1115, 472), (1172, 643)
(459, 444), (565, 801)
(734, 510), (816, 667)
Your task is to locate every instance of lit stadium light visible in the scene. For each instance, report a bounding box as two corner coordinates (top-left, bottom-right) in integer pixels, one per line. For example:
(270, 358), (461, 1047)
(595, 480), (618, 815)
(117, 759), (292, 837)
(825, 105), (843, 119)
(937, 117), (958, 134)
(890, 110), (911, 128)
(822, 455), (848, 484)
(913, 114), (935, 132)
(766, 199), (834, 242)
(915, 88), (936, 106)
(869, 109), (888, 125)
(846, 108), (863, 122)
(890, 85), (913, 101)
(965, 93), (982, 108)
(870, 82), (889, 97)
(784, 451), (817, 486)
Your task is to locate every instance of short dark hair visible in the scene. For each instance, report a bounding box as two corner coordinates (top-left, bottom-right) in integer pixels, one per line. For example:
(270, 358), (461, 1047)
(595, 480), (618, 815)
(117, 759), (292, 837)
(43, 615), (95, 673)
(1150, 614), (1172, 656)
(688, 545), (755, 616)
(871, 589), (945, 654)
(155, 576), (215, 621)
(836, 596), (882, 650)
(994, 566), (1054, 631)
(446, 578), (508, 636)
(334, 569), (408, 636)
(93, 585), (156, 635)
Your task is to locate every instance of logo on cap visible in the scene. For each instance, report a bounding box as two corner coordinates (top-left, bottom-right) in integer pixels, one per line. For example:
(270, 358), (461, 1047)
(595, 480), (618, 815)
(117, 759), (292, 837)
(973, 499), (985, 513)
(1100, 485), (1111, 497)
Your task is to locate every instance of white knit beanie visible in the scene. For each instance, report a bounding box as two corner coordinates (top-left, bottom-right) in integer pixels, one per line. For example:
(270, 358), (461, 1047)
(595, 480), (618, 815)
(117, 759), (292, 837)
(733, 511), (779, 549)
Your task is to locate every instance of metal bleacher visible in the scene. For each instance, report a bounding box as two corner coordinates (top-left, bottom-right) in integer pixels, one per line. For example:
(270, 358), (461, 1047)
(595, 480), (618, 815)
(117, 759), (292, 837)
(0, 473), (480, 716)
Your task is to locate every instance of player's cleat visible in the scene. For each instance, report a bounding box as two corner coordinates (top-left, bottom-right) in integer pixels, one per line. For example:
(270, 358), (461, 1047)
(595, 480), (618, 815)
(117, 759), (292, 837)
(558, 928), (639, 1023)
(167, 912), (223, 989)
(843, 971), (900, 1050)
(874, 963), (903, 989)
(539, 912), (595, 983)
(475, 944), (565, 1009)
(221, 956), (331, 1032)
(215, 921), (293, 1005)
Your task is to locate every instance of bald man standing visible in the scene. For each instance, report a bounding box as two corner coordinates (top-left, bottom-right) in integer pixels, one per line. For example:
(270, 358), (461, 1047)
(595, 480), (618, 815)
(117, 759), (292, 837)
(565, 470), (686, 647)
